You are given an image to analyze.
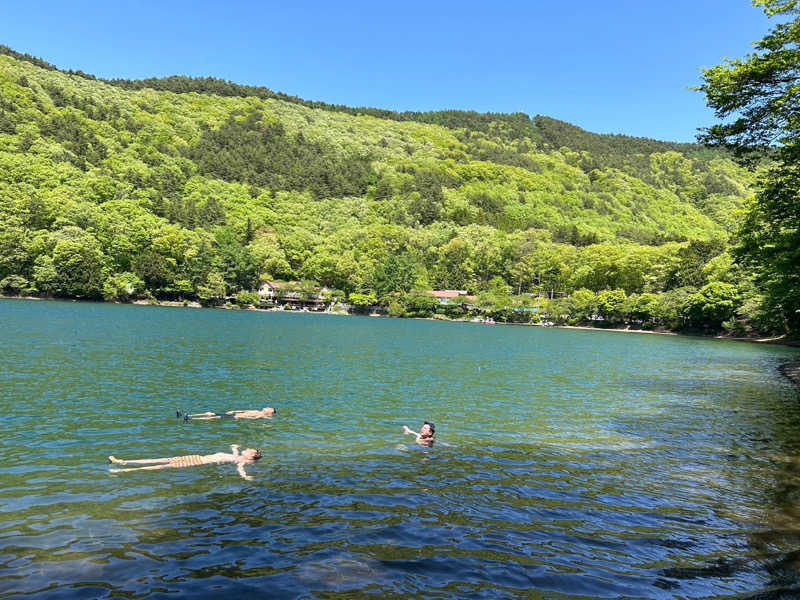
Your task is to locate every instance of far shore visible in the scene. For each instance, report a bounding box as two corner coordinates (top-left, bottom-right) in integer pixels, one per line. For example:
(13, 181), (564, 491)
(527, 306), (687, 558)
(554, 323), (795, 346)
(3, 293), (799, 389)
(2, 294), (799, 352)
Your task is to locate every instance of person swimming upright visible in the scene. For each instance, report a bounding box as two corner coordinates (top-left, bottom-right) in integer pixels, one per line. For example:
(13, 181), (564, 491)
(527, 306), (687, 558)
(402, 421), (436, 446)
(178, 407), (276, 421)
(109, 444), (262, 480)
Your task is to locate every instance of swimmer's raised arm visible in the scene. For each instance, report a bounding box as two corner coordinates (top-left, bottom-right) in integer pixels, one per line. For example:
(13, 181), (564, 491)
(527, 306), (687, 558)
(403, 422), (435, 446)
(230, 444), (240, 456)
(237, 463), (253, 481)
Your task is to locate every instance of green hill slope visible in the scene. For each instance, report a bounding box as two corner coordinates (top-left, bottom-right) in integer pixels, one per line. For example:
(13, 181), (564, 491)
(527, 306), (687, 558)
(0, 48), (756, 329)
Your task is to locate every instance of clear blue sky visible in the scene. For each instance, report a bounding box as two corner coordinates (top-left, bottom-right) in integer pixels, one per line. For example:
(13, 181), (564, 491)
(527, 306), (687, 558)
(1, 1), (770, 142)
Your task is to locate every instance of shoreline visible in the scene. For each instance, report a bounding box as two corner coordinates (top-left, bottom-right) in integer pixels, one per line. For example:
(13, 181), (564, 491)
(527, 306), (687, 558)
(552, 323), (794, 345)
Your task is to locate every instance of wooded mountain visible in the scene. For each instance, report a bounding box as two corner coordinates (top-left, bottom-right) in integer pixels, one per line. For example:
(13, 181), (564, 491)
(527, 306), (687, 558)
(0, 46), (761, 332)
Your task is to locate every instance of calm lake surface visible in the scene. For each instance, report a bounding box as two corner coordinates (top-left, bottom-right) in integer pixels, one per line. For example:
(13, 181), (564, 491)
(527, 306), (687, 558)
(1, 299), (800, 599)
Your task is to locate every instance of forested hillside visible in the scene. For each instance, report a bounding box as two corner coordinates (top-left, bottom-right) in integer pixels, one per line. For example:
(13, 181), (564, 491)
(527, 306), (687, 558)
(0, 48), (763, 332)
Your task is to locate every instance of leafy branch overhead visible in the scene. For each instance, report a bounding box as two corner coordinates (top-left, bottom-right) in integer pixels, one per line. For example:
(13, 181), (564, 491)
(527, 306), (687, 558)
(698, 0), (800, 156)
(699, 0), (800, 335)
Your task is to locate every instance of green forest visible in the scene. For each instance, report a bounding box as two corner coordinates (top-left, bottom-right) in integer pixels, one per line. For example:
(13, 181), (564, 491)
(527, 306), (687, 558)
(0, 37), (791, 336)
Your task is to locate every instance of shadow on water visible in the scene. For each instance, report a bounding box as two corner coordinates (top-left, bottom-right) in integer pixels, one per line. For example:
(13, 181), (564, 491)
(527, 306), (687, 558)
(609, 362), (800, 598)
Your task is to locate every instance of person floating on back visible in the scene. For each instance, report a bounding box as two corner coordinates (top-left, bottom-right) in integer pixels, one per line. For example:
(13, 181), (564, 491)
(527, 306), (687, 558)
(177, 407), (276, 421)
(402, 421), (436, 446)
(109, 445), (262, 480)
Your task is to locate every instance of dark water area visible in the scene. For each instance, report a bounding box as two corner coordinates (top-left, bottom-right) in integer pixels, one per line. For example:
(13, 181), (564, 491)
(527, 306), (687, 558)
(1, 299), (800, 599)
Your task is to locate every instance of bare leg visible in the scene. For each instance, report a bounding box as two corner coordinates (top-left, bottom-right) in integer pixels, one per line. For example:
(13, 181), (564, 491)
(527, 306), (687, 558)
(109, 456), (173, 465)
(188, 412), (218, 418)
(186, 415), (222, 420)
(110, 464), (173, 473)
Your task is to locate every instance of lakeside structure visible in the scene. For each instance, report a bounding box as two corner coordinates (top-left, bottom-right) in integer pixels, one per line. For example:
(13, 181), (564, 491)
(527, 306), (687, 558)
(426, 290), (477, 308)
(255, 284), (484, 314)
(258, 281), (329, 311)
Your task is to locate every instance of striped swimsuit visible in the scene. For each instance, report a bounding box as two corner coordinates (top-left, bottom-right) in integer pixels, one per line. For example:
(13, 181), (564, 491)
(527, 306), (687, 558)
(167, 452), (234, 468)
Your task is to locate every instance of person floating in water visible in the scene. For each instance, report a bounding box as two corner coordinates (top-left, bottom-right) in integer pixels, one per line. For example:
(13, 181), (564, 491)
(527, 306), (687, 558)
(109, 445), (262, 480)
(178, 407), (276, 421)
(402, 421), (436, 446)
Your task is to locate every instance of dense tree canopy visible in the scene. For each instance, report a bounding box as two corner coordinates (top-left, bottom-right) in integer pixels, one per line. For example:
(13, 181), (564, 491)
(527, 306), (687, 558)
(0, 45), (767, 333)
(699, 0), (800, 336)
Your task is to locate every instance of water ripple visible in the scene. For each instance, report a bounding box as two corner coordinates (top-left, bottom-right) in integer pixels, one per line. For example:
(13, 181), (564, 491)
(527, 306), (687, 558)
(1, 300), (799, 598)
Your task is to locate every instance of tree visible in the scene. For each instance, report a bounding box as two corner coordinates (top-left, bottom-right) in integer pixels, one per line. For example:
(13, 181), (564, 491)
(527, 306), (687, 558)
(214, 227), (257, 293)
(235, 290), (261, 308)
(569, 288), (597, 322)
(0, 217), (30, 281)
(698, 0), (800, 335)
(197, 271), (227, 306)
(405, 289), (439, 317)
(32, 255), (58, 295)
(348, 292), (378, 310)
(477, 276), (513, 320)
(103, 272), (144, 302)
(626, 293), (660, 326)
(682, 282), (739, 330)
(248, 231), (292, 281)
(0, 275), (30, 295)
(596, 289), (627, 323)
(698, 0), (799, 156)
(666, 239), (727, 289)
(48, 228), (108, 298)
(372, 253), (423, 297)
(654, 287), (696, 329)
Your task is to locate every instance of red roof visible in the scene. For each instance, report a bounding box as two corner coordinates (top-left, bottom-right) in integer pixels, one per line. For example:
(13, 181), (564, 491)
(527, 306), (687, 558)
(428, 290), (468, 299)
(264, 280), (301, 289)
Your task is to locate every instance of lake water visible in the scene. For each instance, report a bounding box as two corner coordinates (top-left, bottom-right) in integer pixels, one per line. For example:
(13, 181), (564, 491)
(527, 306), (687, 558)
(1, 299), (799, 599)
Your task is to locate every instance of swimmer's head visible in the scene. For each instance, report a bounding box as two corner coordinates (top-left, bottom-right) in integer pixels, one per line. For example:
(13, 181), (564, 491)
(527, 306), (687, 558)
(242, 448), (263, 461)
(262, 407), (276, 416)
(420, 421), (435, 438)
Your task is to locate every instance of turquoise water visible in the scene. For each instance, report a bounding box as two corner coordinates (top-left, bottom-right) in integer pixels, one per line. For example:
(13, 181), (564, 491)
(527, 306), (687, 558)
(1, 299), (799, 599)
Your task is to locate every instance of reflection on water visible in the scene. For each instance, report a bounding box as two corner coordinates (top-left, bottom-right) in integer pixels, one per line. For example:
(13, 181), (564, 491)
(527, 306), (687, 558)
(1, 299), (799, 598)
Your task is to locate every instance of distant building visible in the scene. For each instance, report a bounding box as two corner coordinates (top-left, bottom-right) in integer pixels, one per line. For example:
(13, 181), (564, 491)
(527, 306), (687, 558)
(258, 280), (289, 300)
(258, 281), (327, 310)
(427, 290), (477, 305)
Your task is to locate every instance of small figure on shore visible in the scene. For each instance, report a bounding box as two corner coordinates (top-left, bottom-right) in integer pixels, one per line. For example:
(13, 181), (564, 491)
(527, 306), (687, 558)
(402, 421), (436, 446)
(109, 445), (262, 480)
(178, 407), (276, 421)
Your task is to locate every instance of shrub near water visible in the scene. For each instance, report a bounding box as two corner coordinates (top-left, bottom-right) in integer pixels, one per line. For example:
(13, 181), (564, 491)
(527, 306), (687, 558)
(235, 290), (261, 308)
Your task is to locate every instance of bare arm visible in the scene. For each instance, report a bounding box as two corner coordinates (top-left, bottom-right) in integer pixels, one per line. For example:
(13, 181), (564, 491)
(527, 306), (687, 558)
(237, 463), (253, 481)
(402, 425), (419, 437)
(230, 444), (240, 457)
